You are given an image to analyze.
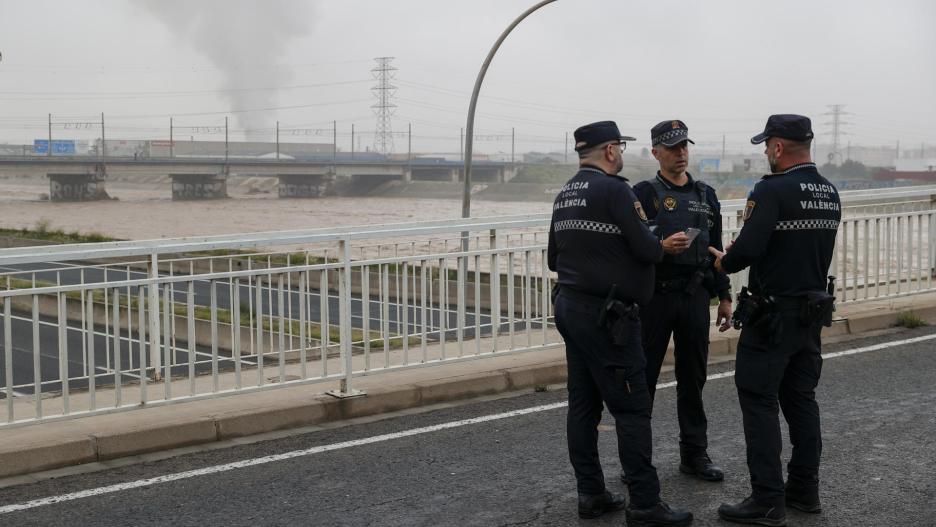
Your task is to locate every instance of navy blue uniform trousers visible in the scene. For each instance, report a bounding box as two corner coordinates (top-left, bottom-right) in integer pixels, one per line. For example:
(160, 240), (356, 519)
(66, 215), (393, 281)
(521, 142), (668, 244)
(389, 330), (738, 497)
(641, 286), (712, 457)
(735, 306), (823, 506)
(554, 292), (661, 508)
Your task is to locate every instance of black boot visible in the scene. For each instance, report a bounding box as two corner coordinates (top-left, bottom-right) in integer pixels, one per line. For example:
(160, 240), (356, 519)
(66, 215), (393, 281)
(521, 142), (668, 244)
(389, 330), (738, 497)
(717, 496), (786, 526)
(625, 501), (693, 526)
(785, 479), (821, 513)
(577, 490), (626, 519)
(678, 453), (724, 482)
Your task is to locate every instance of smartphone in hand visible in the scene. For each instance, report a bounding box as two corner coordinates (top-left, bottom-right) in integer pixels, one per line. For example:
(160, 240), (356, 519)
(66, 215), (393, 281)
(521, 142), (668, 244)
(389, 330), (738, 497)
(684, 227), (702, 244)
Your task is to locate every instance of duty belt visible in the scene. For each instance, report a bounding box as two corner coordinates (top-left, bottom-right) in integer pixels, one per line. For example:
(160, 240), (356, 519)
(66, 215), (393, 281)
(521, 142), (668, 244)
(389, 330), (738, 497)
(557, 285), (615, 306)
(655, 277), (691, 294)
(769, 295), (809, 310)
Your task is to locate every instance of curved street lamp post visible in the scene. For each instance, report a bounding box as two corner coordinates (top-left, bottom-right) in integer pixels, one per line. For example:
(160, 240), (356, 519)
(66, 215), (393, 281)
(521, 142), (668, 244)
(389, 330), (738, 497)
(461, 0), (559, 222)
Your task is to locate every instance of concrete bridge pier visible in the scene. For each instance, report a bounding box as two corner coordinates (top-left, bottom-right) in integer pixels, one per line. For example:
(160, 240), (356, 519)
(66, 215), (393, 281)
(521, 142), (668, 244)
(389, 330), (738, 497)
(48, 168), (109, 202)
(500, 164), (518, 183)
(277, 174), (336, 198)
(171, 174), (228, 200)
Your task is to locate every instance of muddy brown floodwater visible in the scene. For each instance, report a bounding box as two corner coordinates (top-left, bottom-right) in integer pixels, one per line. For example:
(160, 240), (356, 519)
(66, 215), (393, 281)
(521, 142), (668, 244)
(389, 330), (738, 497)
(0, 177), (549, 240)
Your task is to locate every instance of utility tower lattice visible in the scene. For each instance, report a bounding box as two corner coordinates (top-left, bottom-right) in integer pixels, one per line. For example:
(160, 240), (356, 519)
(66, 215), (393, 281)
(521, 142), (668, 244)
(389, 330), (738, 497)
(823, 104), (850, 165)
(371, 57), (397, 154)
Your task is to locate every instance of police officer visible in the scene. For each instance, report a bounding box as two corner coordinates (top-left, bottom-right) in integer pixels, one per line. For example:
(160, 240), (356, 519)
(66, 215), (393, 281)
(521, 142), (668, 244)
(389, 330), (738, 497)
(548, 120), (693, 526)
(629, 120), (731, 484)
(709, 115), (840, 526)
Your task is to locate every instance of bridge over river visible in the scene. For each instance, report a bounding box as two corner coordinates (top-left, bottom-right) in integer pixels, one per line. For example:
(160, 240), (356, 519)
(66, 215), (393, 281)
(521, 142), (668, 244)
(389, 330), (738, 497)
(0, 156), (518, 201)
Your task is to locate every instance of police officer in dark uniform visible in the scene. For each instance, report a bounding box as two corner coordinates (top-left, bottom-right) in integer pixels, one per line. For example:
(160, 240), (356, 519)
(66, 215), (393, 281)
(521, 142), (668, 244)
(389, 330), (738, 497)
(630, 120), (732, 483)
(709, 115), (841, 526)
(548, 121), (693, 526)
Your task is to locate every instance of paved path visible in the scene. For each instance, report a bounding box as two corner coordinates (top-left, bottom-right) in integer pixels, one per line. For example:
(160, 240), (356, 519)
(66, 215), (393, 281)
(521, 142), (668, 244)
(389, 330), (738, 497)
(0, 326), (934, 526)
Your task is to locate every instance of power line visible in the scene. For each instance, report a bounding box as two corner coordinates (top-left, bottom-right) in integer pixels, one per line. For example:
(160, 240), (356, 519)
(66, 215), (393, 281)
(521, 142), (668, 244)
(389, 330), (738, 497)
(0, 79), (372, 101)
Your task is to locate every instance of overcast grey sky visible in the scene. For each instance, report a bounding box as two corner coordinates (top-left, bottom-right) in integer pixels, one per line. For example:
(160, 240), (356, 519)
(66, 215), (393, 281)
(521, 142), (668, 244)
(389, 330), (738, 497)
(0, 0), (933, 156)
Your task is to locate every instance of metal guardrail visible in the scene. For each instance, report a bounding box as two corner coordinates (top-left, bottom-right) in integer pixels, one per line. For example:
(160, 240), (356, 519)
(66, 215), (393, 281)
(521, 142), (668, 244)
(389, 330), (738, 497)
(0, 186), (934, 428)
(0, 216), (554, 427)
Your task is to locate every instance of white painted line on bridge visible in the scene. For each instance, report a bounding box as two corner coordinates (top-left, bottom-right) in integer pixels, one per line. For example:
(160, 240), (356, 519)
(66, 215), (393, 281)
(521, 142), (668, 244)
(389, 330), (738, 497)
(1, 331), (934, 515)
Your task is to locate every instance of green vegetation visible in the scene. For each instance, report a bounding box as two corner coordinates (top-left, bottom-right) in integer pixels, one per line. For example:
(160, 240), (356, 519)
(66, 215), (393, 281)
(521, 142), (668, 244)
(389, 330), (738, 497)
(896, 311), (927, 329)
(246, 251), (326, 267)
(820, 160), (870, 180)
(0, 219), (115, 244)
(511, 164), (575, 184)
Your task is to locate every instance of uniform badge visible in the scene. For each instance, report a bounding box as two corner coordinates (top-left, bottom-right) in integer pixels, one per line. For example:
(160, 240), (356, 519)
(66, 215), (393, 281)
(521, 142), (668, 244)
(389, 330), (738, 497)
(743, 200), (756, 221)
(663, 196), (677, 211)
(671, 120), (680, 129)
(634, 201), (648, 221)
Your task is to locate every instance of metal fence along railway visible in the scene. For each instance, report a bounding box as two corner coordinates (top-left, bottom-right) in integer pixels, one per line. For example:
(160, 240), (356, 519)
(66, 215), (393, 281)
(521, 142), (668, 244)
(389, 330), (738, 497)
(0, 185), (935, 427)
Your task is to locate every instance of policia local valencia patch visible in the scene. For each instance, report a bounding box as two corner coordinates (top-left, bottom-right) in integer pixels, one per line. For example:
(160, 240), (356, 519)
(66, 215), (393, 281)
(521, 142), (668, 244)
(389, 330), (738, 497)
(635, 201), (648, 221)
(743, 200), (756, 221)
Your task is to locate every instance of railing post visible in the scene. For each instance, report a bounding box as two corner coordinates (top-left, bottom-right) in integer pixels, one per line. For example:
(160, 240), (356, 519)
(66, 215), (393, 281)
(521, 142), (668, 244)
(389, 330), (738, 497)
(489, 228), (500, 344)
(328, 237), (364, 398)
(930, 195), (936, 278)
(148, 252), (163, 381)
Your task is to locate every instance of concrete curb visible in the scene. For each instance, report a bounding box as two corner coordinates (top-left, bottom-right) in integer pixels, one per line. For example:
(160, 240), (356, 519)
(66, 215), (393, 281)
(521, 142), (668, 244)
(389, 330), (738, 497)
(0, 302), (933, 480)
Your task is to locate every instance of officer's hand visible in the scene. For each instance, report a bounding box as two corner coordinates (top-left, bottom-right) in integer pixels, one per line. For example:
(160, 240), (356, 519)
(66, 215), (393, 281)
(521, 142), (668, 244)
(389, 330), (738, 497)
(708, 246), (726, 272)
(717, 299), (733, 332)
(661, 232), (691, 254)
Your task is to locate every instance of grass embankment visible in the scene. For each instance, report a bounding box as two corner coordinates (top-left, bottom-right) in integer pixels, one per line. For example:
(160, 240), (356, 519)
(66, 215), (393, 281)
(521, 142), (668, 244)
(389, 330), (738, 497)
(0, 219), (115, 244)
(510, 164), (575, 184)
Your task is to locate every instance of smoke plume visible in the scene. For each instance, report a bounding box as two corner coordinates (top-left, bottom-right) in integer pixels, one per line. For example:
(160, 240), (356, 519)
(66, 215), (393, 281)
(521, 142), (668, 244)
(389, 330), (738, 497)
(139, 0), (315, 132)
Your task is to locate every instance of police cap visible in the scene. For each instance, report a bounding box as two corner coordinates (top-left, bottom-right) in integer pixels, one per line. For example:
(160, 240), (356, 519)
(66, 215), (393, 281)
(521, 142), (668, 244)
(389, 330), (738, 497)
(573, 121), (636, 152)
(751, 114), (814, 144)
(651, 119), (695, 147)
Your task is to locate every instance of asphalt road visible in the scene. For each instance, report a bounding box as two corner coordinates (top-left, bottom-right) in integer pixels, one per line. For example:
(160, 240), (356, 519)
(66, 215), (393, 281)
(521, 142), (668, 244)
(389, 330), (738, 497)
(1, 326), (934, 526)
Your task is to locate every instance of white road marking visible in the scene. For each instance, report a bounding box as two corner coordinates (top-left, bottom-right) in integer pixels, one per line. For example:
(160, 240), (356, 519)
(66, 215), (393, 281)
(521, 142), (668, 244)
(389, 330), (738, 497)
(1, 331), (934, 515)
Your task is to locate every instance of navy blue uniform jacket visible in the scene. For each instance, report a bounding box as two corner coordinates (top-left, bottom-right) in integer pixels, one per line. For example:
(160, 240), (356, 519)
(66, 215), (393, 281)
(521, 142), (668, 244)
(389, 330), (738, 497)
(721, 163), (841, 296)
(547, 165), (664, 304)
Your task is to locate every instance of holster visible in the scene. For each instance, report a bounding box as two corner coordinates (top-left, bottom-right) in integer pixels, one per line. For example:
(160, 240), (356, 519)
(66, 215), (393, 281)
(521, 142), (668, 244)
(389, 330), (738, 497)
(802, 291), (835, 327)
(733, 287), (781, 343)
(733, 287), (766, 329)
(597, 285), (639, 346)
(684, 256), (712, 294)
(604, 300), (640, 346)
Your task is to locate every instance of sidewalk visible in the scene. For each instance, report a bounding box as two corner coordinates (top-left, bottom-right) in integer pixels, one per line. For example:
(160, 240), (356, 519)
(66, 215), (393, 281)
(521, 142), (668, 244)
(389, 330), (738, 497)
(2, 291), (935, 481)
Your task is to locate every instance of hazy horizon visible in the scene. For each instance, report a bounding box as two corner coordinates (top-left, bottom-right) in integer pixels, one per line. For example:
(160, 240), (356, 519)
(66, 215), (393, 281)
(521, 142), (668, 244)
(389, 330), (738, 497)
(1, 0), (933, 157)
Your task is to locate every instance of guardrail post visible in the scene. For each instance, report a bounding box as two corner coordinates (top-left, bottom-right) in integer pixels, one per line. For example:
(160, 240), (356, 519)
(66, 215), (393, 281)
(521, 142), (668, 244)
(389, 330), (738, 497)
(328, 237), (364, 398)
(490, 228), (500, 342)
(148, 252), (163, 381)
(930, 195), (936, 278)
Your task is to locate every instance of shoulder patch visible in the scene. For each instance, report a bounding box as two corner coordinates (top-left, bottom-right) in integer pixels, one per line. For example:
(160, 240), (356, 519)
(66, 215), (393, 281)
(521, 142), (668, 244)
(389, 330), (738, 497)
(635, 201), (648, 221)
(743, 200), (756, 221)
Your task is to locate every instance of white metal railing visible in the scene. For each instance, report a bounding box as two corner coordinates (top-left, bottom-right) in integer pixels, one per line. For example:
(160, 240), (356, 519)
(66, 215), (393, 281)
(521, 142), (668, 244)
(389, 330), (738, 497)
(0, 216), (555, 427)
(725, 208), (936, 301)
(0, 186), (934, 427)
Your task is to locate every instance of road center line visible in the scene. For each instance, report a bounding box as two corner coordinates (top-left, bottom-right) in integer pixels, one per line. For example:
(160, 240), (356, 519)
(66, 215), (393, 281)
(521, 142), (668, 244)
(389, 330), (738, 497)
(1, 331), (934, 515)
